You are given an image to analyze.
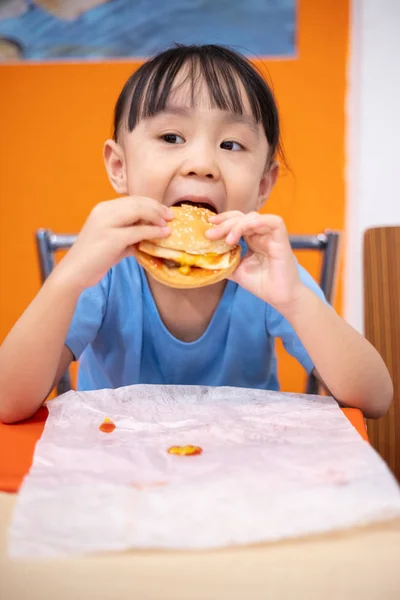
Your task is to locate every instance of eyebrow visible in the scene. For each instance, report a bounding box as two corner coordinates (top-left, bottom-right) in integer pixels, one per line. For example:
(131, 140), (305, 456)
(221, 112), (260, 138)
(153, 105), (260, 137)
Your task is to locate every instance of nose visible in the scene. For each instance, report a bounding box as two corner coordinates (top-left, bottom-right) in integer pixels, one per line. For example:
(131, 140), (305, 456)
(180, 142), (220, 180)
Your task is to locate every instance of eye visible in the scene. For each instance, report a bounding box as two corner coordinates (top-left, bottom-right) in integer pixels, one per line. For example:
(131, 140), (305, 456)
(220, 140), (244, 151)
(162, 133), (185, 144)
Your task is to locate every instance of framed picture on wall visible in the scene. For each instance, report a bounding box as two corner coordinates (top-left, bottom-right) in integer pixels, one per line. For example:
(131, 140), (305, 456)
(0, 0), (296, 62)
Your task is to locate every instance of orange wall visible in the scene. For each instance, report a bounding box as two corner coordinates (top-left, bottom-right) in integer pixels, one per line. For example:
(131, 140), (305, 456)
(0, 0), (348, 392)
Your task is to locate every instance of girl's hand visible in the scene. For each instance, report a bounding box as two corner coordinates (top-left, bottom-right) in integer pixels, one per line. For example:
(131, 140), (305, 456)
(207, 211), (305, 313)
(58, 197), (173, 291)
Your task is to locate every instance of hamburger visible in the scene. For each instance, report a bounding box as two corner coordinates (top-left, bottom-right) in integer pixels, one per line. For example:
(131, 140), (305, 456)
(133, 204), (241, 288)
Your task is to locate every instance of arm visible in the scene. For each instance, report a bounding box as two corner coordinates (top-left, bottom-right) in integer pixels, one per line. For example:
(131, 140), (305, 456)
(282, 286), (393, 418)
(207, 211), (393, 419)
(0, 197), (173, 423)
(0, 271), (80, 423)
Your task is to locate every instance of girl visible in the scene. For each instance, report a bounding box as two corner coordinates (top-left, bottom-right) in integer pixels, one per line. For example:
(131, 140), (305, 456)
(0, 44), (392, 423)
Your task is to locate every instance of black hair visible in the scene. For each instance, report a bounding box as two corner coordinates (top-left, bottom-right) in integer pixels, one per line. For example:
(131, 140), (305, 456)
(113, 44), (282, 163)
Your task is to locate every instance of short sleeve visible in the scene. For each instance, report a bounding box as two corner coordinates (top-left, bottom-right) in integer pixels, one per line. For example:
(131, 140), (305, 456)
(266, 264), (328, 374)
(65, 273), (110, 361)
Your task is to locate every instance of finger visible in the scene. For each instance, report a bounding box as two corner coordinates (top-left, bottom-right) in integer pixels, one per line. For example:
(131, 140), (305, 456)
(99, 197), (174, 228)
(226, 216), (270, 245)
(207, 212), (262, 243)
(119, 197), (174, 227)
(207, 211), (273, 241)
(208, 211), (243, 225)
(122, 224), (171, 248)
(226, 214), (288, 245)
(227, 252), (259, 283)
(206, 216), (245, 240)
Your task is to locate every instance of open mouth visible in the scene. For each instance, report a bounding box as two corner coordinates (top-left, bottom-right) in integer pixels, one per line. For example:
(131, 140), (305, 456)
(173, 200), (218, 214)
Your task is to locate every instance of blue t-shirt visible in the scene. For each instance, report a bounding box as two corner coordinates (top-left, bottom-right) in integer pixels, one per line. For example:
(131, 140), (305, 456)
(65, 257), (326, 391)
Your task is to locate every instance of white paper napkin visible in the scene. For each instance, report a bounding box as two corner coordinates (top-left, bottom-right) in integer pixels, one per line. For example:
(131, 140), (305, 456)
(8, 385), (400, 557)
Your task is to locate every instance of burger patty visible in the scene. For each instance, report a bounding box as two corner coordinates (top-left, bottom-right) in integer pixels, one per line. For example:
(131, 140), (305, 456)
(163, 259), (180, 268)
(138, 241), (235, 271)
(162, 259), (196, 275)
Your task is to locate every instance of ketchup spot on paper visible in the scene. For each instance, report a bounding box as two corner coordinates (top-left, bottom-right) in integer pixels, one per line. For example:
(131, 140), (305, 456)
(99, 417), (116, 433)
(167, 445), (203, 456)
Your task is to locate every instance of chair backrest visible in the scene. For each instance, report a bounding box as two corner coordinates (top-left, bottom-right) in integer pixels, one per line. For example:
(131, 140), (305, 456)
(36, 230), (77, 396)
(36, 228), (341, 396)
(290, 231), (341, 394)
(364, 226), (400, 481)
(290, 232), (340, 306)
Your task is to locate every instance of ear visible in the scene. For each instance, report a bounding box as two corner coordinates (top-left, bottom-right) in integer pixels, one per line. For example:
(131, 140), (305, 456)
(256, 161), (279, 210)
(103, 139), (128, 195)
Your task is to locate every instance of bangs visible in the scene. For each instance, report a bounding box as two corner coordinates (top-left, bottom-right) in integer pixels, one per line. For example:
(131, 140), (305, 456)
(113, 45), (280, 156)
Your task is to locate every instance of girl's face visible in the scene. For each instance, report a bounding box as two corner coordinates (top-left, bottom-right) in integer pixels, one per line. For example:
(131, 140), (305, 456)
(104, 76), (278, 214)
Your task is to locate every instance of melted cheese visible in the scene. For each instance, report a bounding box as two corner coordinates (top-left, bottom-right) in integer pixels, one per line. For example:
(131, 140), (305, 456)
(178, 264), (191, 275)
(138, 241), (233, 270)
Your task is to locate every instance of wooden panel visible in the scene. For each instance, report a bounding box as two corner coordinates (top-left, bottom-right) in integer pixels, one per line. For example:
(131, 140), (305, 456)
(364, 227), (400, 480)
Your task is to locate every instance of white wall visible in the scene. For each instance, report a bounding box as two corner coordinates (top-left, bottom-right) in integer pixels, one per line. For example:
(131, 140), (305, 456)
(345, 0), (400, 332)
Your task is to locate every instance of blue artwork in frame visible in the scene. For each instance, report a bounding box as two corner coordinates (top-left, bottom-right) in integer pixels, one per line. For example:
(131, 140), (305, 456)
(0, 0), (296, 62)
